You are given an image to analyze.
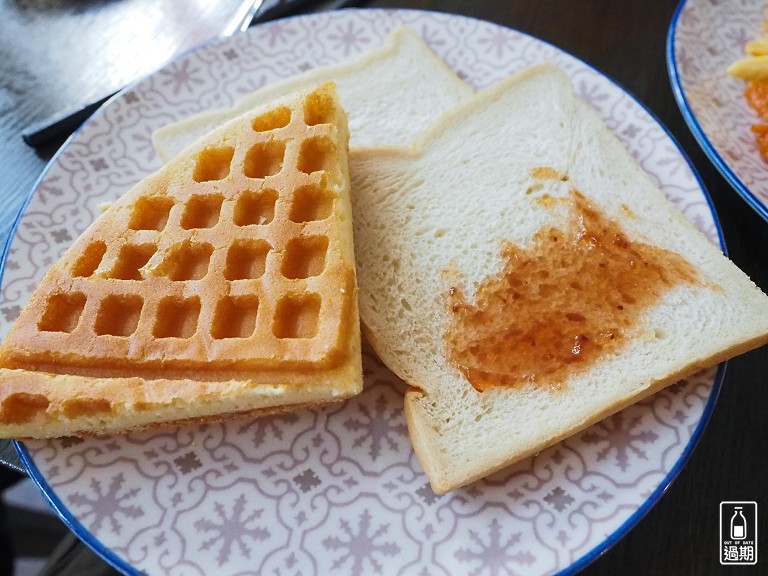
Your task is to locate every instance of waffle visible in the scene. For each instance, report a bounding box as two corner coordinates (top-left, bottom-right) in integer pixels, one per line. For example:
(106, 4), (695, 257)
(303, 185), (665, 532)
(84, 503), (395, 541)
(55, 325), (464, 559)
(0, 83), (362, 438)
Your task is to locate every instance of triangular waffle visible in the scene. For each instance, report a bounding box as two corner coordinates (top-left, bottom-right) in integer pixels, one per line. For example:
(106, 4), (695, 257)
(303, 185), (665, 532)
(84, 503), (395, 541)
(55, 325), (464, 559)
(0, 83), (361, 438)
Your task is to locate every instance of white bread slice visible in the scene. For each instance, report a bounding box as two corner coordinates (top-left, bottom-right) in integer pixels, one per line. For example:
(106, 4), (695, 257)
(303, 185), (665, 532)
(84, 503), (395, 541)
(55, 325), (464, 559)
(350, 62), (768, 494)
(152, 26), (473, 162)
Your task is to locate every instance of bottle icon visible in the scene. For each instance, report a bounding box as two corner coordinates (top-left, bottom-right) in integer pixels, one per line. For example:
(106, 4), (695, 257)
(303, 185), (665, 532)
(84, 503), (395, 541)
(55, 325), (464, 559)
(731, 507), (747, 540)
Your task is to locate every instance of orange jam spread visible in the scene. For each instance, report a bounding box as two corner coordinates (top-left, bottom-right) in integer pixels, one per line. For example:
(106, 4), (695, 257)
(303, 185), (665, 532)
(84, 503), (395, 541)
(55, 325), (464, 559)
(445, 190), (699, 392)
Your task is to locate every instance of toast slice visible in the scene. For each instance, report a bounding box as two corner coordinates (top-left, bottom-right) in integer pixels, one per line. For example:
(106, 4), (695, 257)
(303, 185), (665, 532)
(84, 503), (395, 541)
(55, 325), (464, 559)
(152, 26), (473, 162)
(350, 63), (768, 494)
(0, 83), (362, 439)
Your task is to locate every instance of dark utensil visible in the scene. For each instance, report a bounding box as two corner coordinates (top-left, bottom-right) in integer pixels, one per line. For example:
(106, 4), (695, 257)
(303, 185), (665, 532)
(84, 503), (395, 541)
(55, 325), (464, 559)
(22, 0), (358, 149)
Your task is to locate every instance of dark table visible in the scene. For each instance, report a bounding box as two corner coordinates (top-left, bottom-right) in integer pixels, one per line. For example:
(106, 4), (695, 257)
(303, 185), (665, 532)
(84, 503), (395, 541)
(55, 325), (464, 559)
(0, 0), (766, 574)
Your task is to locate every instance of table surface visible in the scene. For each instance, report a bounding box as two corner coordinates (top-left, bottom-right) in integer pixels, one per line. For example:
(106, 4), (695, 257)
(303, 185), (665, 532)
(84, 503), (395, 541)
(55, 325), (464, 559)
(0, 0), (766, 574)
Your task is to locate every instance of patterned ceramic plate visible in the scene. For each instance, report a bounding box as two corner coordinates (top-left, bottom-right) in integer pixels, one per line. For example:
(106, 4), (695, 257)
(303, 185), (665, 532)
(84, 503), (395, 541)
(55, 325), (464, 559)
(3, 9), (721, 576)
(668, 0), (768, 221)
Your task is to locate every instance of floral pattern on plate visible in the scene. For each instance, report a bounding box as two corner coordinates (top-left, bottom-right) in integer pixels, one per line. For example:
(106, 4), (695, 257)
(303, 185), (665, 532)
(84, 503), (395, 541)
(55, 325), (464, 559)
(669, 0), (768, 220)
(2, 9), (719, 576)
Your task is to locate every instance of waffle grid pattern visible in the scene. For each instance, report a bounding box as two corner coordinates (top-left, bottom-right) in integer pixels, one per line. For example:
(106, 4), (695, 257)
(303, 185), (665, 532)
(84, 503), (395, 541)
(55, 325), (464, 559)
(9, 90), (352, 372)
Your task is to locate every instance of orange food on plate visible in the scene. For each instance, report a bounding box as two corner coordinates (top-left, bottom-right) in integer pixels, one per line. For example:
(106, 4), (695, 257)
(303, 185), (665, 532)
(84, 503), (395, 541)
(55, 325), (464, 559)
(745, 79), (768, 118)
(744, 80), (768, 162)
(751, 124), (768, 162)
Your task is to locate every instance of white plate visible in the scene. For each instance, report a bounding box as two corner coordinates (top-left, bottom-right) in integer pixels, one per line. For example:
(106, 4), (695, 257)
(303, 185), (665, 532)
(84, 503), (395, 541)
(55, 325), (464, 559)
(2, 9), (722, 576)
(668, 0), (768, 221)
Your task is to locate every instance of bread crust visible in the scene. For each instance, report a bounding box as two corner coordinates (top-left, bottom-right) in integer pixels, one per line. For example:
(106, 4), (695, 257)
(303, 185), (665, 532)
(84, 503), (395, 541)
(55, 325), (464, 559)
(152, 26), (473, 161)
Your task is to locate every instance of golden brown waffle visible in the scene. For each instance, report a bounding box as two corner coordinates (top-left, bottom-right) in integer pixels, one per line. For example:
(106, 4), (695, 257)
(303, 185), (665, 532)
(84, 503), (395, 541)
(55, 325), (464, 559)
(0, 83), (361, 438)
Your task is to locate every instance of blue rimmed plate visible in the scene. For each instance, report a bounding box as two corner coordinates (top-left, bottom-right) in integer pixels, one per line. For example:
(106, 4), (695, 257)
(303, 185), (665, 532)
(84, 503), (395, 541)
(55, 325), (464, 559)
(3, 9), (722, 575)
(668, 0), (768, 221)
